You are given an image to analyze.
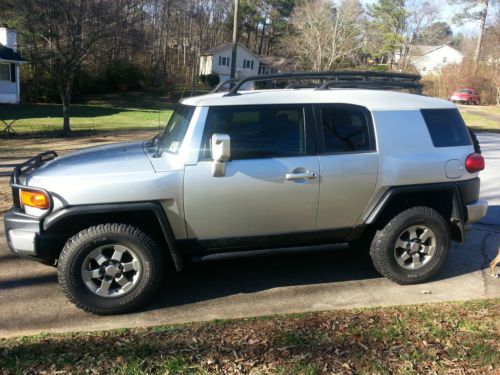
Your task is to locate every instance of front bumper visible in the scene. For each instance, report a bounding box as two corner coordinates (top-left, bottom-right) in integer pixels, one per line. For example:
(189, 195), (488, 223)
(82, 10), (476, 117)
(466, 199), (488, 223)
(3, 209), (62, 265)
(4, 209), (42, 257)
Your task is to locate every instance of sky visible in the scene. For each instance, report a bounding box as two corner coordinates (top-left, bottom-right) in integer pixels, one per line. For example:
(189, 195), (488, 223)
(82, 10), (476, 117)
(360, 0), (499, 36)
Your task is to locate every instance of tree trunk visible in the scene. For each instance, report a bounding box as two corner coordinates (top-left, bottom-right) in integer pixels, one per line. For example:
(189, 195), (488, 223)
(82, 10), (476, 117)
(473, 0), (489, 63)
(61, 92), (71, 134)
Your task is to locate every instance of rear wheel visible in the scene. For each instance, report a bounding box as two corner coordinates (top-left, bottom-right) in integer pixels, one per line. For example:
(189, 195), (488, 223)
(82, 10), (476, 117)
(369, 207), (449, 284)
(58, 223), (163, 315)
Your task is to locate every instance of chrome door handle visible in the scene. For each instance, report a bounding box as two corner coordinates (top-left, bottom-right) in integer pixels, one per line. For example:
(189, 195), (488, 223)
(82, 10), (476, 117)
(285, 172), (317, 180)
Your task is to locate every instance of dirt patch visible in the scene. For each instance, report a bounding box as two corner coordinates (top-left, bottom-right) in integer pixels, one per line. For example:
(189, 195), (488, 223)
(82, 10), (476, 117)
(0, 130), (157, 213)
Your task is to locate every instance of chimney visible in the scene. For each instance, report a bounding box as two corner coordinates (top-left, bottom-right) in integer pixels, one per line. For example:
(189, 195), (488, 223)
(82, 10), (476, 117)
(0, 27), (17, 51)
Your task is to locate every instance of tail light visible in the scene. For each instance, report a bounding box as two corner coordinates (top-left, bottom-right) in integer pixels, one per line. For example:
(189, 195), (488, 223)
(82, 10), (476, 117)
(465, 153), (485, 173)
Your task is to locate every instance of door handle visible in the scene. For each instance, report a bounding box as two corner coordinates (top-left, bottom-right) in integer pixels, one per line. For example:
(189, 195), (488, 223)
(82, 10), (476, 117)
(285, 171), (317, 180)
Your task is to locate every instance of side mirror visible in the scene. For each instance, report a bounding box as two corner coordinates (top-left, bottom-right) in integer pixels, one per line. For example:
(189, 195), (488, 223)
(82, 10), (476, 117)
(211, 133), (230, 177)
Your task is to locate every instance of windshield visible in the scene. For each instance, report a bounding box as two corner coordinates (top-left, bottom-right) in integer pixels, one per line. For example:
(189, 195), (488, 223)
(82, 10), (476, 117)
(458, 89), (472, 93)
(159, 105), (195, 153)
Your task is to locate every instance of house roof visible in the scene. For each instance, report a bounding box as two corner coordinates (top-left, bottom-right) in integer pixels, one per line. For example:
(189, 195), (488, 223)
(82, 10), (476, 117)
(0, 44), (25, 62)
(258, 55), (293, 70)
(412, 45), (461, 57)
(200, 42), (258, 58)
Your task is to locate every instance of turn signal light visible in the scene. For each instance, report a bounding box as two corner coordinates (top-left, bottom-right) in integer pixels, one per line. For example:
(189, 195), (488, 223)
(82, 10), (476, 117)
(20, 190), (49, 209)
(465, 153), (485, 173)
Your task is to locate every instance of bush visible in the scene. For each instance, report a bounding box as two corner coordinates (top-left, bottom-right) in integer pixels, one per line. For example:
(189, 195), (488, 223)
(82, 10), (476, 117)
(199, 74), (219, 88)
(422, 60), (499, 104)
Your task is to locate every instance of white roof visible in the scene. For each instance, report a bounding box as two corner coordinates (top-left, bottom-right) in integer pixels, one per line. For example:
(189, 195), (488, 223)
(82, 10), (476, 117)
(181, 89), (455, 111)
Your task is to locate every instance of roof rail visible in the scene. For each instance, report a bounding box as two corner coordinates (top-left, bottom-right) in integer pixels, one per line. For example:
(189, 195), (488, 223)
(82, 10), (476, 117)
(211, 78), (240, 93)
(223, 70), (422, 96)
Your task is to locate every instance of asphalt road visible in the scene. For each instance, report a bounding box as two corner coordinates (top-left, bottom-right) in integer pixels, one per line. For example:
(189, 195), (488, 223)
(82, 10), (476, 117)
(1, 133), (499, 338)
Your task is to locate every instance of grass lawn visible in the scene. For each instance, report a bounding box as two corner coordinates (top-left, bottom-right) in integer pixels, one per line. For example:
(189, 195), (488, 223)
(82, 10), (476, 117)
(460, 112), (500, 133)
(0, 92), (177, 134)
(0, 300), (498, 374)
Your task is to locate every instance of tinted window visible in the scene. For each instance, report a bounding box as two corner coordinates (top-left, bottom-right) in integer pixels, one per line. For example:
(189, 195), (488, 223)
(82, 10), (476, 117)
(320, 107), (372, 153)
(421, 109), (471, 147)
(201, 106), (305, 160)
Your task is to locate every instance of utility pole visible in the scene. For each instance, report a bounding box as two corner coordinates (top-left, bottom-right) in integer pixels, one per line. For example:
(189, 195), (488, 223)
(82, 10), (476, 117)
(230, 0), (239, 80)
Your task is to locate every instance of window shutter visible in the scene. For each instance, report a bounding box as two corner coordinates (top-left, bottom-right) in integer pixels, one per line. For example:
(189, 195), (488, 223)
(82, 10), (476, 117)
(251, 60), (254, 69)
(243, 59), (246, 68)
(10, 64), (16, 83)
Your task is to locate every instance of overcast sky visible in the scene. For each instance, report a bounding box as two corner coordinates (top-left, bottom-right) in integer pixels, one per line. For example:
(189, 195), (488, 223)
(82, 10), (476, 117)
(360, 0), (498, 36)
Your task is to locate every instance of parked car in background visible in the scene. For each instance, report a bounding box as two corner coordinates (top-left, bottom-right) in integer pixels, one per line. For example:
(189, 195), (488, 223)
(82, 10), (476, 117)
(449, 88), (480, 105)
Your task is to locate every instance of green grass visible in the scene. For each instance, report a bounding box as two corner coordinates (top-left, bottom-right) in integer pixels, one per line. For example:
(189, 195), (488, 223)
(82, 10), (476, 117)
(0, 300), (498, 374)
(0, 91), (176, 133)
(460, 111), (500, 133)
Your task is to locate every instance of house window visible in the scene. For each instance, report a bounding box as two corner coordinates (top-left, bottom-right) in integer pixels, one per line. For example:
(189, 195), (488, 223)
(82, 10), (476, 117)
(0, 64), (10, 81)
(443, 56), (447, 63)
(227, 57), (230, 66)
(221, 57), (227, 66)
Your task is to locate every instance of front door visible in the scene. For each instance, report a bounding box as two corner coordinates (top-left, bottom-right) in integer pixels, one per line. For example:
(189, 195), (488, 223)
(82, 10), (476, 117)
(183, 104), (319, 249)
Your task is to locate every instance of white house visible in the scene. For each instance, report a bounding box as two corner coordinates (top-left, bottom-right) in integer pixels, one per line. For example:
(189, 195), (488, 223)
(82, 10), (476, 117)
(0, 28), (25, 103)
(410, 45), (463, 76)
(199, 43), (260, 84)
(199, 43), (290, 86)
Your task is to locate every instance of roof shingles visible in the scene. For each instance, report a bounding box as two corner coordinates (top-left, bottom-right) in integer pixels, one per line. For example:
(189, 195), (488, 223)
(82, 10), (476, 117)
(0, 45), (25, 62)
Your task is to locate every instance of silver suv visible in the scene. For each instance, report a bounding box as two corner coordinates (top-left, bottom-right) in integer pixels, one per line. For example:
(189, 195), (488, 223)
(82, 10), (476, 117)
(4, 71), (488, 314)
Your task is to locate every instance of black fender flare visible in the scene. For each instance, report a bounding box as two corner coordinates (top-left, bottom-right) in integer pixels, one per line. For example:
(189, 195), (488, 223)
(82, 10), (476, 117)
(43, 202), (183, 271)
(365, 182), (466, 243)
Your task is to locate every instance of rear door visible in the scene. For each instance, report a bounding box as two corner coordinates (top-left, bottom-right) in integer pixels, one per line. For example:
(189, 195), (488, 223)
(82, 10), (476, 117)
(314, 104), (379, 236)
(183, 104), (319, 248)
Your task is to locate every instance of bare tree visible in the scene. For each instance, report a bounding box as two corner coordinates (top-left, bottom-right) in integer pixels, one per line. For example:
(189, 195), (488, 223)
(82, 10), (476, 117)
(283, 0), (365, 71)
(448, 0), (494, 63)
(7, 0), (144, 133)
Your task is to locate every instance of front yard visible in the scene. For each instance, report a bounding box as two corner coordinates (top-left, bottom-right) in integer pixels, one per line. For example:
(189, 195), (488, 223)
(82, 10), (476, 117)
(1, 300), (498, 374)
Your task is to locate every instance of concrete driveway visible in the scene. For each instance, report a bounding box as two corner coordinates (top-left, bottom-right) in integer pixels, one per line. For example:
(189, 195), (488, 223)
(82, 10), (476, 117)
(1, 133), (499, 338)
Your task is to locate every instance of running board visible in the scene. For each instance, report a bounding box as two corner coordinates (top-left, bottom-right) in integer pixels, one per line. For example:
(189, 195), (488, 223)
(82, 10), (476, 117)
(189, 243), (350, 263)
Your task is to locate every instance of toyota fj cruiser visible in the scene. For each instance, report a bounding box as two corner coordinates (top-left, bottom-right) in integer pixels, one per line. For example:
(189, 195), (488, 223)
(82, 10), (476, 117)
(4, 71), (488, 314)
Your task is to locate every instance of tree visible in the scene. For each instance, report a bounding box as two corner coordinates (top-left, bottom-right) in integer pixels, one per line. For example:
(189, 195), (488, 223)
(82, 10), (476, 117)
(417, 21), (453, 45)
(283, 0), (365, 71)
(448, 0), (493, 63)
(366, 0), (407, 66)
(3, 0), (143, 133)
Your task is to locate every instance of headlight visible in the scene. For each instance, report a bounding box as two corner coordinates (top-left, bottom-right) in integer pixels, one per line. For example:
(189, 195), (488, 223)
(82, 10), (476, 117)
(20, 189), (49, 209)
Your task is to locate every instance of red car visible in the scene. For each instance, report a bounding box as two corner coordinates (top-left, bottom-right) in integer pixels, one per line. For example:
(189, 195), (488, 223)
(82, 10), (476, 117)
(449, 88), (481, 105)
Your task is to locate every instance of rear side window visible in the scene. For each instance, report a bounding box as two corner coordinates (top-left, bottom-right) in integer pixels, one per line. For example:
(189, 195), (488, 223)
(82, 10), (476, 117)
(319, 106), (374, 153)
(421, 109), (471, 148)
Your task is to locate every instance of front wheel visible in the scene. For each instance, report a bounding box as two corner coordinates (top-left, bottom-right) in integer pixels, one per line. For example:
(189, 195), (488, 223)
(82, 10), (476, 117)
(57, 223), (163, 315)
(369, 207), (449, 284)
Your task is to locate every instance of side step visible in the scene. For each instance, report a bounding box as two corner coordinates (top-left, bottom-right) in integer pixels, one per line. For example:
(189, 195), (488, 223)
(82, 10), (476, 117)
(189, 243), (350, 263)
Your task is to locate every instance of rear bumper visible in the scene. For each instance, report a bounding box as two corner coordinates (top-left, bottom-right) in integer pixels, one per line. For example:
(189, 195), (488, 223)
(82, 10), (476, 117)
(466, 199), (488, 223)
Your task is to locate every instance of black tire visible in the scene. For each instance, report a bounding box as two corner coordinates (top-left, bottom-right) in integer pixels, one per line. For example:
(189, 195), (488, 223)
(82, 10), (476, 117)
(468, 127), (481, 154)
(369, 207), (449, 285)
(58, 223), (163, 315)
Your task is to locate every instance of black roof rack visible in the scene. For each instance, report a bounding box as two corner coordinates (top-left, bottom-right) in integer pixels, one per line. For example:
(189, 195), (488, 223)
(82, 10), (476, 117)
(211, 79), (240, 93)
(222, 70), (422, 96)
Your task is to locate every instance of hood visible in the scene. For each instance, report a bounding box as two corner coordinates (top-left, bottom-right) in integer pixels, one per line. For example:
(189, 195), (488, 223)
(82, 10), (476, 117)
(27, 141), (153, 183)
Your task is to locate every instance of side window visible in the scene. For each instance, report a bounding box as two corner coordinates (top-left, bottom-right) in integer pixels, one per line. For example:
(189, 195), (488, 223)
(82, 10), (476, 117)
(200, 106), (306, 160)
(319, 106), (373, 153)
(421, 108), (471, 147)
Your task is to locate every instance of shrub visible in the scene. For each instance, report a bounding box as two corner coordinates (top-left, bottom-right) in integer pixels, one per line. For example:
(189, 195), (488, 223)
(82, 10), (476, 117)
(422, 60), (499, 104)
(199, 73), (219, 88)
